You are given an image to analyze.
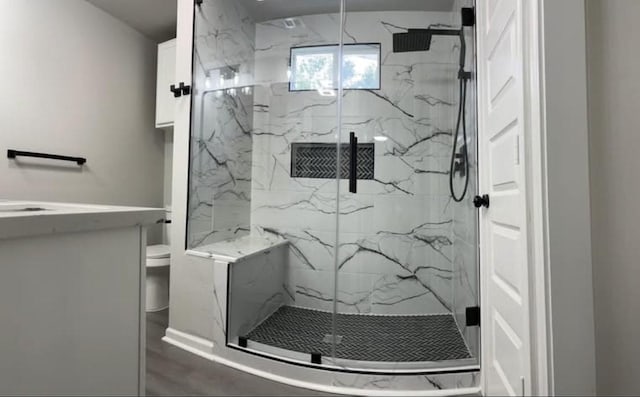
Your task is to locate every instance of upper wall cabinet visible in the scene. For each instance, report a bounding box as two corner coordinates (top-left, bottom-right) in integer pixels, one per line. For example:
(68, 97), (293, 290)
(156, 39), (177, 129)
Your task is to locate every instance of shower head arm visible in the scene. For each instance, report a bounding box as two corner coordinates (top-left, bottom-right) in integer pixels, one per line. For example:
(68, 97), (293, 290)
(420, 28), (460, 37)
(392, 26), (471, 79)
(409, 28), (467, 72)
(424, 28), (470, 79)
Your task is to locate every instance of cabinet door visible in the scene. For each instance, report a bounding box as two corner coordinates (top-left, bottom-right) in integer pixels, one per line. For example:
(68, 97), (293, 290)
(0, 227), (144, 395)
(156, 39), (177, 128)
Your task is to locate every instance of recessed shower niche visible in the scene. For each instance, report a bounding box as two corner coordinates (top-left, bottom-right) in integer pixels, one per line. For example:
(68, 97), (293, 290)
(186, 0), (479, 376)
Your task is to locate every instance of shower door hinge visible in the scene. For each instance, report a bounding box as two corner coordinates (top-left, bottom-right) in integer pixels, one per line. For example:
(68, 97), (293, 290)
(461, 7), (475, 27)
(458, 70), (472, 80)
(195, 0), (203, 6)
(311, 352), (322, 364)
(465, 306), (480, 327)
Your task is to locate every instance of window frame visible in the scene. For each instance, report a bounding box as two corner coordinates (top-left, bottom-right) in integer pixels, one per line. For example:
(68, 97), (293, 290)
(288, 42), (382, 92)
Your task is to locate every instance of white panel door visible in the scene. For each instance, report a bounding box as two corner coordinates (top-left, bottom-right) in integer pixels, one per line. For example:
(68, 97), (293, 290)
(477, 0), (532, 395)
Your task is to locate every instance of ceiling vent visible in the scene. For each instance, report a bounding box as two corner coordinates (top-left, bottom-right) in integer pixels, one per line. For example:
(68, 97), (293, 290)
(283, 17), (303, 29)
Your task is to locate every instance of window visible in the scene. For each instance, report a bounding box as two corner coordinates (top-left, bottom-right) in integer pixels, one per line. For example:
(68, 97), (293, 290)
(289, 43), (381, 92)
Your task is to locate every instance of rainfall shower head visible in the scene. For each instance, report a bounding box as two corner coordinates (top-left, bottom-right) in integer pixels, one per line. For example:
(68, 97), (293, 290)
(392, 29), (434, 53)
(392, 26), (468, 81)
(392, 28), (460, 53)
(392, 8), (475, 54)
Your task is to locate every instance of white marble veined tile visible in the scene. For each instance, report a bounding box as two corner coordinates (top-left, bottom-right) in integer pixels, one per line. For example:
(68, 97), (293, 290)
(250, 227), (336, 272)
(189, 90), (254, 248)
(370, 273), (451, 315)
(228, 245), (288, 341)
(371, 195), (452, 233)
(374, 155), (450, 197)
(331, 371), (479, 391)
(212, 259), (229, 346)
(191, 231), (287, 262)
(337, 230), (452, 276)
(251, 189), (374, 234)
(289, 268), (375, 314)
(194, 0), (256, 73)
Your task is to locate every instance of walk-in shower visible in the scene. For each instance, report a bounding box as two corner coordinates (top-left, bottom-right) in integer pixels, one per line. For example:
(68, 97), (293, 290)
(186, 0), (479, 376)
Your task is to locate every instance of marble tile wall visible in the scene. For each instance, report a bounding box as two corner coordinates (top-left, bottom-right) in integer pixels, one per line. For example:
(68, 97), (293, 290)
(187, 0), (256, 247)
(250, 11), (463, 315)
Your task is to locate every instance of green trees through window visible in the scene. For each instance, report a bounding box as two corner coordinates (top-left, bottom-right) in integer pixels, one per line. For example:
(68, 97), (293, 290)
(290, 44), (380, 91)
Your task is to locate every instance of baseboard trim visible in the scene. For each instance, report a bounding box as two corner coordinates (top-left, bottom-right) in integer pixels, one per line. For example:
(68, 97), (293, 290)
(162, 327), (215, 358)
(161, 328), (481, 397)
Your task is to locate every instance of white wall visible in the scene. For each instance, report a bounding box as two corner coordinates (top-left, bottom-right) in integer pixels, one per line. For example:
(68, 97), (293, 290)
(163, 131), (173, 242)
(0, 1), (164, 214)
(168, 0), (203, 340)
(586, 1), (640, 395)
(539, 0), (597, 395)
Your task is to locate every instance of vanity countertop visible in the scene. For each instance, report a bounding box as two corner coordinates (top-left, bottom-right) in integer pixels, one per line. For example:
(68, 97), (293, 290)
(0, 200), (164, 240)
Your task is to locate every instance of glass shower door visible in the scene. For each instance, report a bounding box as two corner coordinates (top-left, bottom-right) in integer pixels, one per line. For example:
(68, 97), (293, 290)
(331, 0), (480, 371)
(205, 0), (346, 364)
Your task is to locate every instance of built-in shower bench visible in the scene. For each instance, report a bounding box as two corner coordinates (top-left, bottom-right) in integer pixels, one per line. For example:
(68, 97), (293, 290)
(185, 233), (288, 263)
(185, 233), (290, 354)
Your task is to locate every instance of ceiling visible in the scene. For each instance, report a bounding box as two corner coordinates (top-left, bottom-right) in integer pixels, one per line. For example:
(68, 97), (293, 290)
(84, 0), (454, 41)
(241, 0), (456, 22)
(86, 0), (177, 42)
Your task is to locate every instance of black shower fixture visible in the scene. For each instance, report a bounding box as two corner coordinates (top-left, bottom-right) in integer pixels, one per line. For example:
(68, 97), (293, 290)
(393, 27), (471, 81)
(393, 28), (454, 52)
(461, 7), (475, 27)
(453, 144), (467, 178)
(392, 7), (475, 202)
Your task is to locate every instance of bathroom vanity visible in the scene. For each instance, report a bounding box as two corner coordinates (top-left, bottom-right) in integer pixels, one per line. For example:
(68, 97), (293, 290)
(0, 200), (163, 396)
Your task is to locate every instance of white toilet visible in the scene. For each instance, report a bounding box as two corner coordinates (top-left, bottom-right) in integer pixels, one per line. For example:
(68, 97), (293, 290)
(145, 208), (171, 312)
(145, 244), (170, 312)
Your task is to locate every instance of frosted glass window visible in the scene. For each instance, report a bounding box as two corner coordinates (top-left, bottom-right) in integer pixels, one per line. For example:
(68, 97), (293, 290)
(290, 44), (380, 91)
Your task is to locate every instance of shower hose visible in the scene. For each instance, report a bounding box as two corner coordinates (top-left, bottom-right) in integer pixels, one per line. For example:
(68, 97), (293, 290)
(449, 75), (470, 202)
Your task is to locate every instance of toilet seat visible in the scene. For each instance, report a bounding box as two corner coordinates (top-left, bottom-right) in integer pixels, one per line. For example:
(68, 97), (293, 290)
(146, 244), (170, 259)
(146, 244), (170, 268)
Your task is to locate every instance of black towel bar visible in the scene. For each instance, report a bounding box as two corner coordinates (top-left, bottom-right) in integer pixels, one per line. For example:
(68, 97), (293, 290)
(7, 150), (86, 165)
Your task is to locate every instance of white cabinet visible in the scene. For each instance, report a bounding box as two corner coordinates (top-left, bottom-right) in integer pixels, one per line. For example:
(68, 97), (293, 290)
(156, 39), (177, 128)
(0, 201), (163, 395)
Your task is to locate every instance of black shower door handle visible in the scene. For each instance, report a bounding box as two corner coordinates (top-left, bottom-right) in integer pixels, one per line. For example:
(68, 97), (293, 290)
(349, 132), (358, 193)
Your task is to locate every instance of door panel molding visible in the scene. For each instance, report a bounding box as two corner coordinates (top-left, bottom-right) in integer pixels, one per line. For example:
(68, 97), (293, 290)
(477, 0), (535, 395)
